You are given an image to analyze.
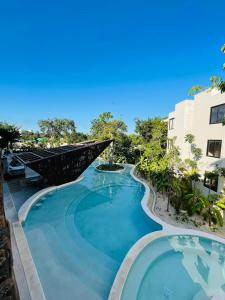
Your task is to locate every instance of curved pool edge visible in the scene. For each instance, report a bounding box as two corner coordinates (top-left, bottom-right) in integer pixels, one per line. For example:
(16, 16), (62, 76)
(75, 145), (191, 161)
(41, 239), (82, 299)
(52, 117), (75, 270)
(109, 166), (225, 300)
(12, 175), (85, 300)
(129, 166), (174, 231)
(18, 175), (84, 224)
(13, 221), (47, 300)
(108, 229), (225, 300)
(16, 162), (225, 300)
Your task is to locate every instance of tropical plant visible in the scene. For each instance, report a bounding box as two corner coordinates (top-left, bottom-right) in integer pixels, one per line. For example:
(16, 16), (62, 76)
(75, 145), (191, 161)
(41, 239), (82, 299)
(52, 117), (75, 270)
(90, 112), (127, 165)
(192, 147), (202, 161)
(38, 118), (77, 146)
(0, 122), (20, 151)
(189, 44), (225, 94)
(209, 76), (222, 89)
(184, 133), (195, 158)
(184, 189), (208, 215)
(185, 133), (195, 144)
(135, 117), (167, 146)
(202, 194), (224, 227)
(216, 196), (225, 210)
(188, 85), (203, 96)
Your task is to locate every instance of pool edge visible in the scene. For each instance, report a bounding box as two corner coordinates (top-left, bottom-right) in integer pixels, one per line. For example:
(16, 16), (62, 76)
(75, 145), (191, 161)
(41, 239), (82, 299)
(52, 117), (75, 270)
(18, 175), (84, 223)
(108, 165), (225, 300)
(5, 175), (85, 300)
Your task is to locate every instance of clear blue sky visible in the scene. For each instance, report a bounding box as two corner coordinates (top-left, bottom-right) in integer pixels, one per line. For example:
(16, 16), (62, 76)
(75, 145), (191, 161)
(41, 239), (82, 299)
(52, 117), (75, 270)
(0, 0), (224, 133)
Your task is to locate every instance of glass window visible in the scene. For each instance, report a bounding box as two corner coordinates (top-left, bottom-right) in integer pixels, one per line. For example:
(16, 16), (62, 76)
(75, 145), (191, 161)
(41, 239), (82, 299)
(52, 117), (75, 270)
(204, 174), (218, 192)
(206, 140), (222, 158)
(210, 104), (225, 124)
(169, 118), (174, 130)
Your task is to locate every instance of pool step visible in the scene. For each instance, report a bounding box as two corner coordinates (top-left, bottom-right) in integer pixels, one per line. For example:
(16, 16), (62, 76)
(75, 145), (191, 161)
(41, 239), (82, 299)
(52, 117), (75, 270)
(26, 225), (118, 299)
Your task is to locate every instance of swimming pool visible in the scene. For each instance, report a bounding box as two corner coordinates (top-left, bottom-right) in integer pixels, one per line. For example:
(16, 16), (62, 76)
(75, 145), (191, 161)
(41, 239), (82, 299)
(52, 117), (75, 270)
(120, 234), (225, 300)
(23, 160), (161, 300)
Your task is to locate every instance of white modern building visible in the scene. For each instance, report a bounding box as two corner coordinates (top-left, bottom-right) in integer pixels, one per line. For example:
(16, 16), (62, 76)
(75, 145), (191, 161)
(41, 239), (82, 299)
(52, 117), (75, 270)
(168, 88), (225, 194)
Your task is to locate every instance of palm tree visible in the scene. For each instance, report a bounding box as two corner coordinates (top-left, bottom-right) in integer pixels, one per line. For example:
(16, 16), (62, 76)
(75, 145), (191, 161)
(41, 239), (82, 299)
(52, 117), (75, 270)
(184, 189), (207, 215)
(157, 169), (175, 212)
(188, 85), (203, 96)
(202, 195), (224, 227)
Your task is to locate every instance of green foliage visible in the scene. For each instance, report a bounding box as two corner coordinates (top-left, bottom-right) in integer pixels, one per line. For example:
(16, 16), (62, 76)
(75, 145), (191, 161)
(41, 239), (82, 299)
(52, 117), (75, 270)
(192, 147), (202, 161)
(184, 189), (208, 215)
(91, 112), (127, 140)
(90, 112), (127, 164)
(220, 81), (225, 93)
(202, 194), (224, 227)
(185, 133), (195, 144)
(135, 117), (167, 146)
(0, 122), (20, 149)
(113, 134), (141, 164)
(212, 207), (224, 227)
(38, 118), (77, 146)
(205, 170), (218, 180)
(210, 76), (222, 89)
(221, 44), (225, 54)
(188, 85), (203, 96)
(216, 197), (225, 210)
(75, 132), (88, 142)
(218, 168), (225, 177)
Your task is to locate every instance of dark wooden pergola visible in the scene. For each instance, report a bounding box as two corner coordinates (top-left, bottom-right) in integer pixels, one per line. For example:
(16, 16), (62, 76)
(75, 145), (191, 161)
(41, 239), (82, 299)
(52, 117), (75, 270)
(15, 140), (112, 186)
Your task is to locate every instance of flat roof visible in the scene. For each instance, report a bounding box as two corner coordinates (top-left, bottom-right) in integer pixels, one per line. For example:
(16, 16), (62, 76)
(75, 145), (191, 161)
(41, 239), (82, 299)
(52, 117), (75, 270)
(15, 140), (99, 164)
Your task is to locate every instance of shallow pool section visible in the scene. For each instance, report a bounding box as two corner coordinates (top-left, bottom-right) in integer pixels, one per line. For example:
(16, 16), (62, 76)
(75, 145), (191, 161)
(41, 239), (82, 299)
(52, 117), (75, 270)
(121, 235), (225, 300)
(23, 161), (161, 300)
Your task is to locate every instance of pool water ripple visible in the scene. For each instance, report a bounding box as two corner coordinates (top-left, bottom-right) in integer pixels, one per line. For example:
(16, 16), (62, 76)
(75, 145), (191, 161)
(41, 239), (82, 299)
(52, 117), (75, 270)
(23, 160), (161, 300)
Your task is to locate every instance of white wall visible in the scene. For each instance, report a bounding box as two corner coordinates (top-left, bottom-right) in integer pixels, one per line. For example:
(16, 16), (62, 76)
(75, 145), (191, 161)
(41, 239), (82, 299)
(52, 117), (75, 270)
(168, 89), (225, 193)
(168, 99), (194, 160)
(192, 90), (225, 173)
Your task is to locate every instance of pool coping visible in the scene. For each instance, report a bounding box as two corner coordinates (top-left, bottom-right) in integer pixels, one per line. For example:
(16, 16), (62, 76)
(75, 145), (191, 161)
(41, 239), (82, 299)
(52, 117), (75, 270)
(18, 175), (84, 223)
(5, 175), (84, 300)
(108, 229), (225, 300)
(108, 166), (225, 300)
(8, 162), (225, 300)
(3, 182), (45, 300)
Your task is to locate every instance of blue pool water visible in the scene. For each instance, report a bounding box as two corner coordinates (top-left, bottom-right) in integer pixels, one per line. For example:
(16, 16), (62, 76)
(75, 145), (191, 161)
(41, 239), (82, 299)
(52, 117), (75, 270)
(121, 235), (225, 300)
(23, 161), (161, 300)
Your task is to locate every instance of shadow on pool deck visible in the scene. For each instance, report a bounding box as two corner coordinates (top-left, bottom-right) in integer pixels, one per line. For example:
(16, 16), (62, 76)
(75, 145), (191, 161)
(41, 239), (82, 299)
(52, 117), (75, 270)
(5, 176), (43, 212)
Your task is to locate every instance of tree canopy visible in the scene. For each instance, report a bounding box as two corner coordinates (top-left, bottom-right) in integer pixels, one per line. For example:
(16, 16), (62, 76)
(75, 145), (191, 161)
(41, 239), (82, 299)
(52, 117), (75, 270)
(38, 118), (77, 146)
(0, 122), (20, 149)
(135, 117), (167, 146)
(90, 112), (127, 140)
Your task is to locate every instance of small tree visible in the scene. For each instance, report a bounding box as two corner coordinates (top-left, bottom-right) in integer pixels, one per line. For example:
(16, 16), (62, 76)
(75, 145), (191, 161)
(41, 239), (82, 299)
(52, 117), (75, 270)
(90, 112), (127, 165)
(38, 118), (77, 146)
(192, 147), (202, 161)
(184, 189), (207, 215)
(185, 133), (195, 158)
(209, 76), (222, 89)
(202, 194), (224, 227)
(188, 86), (203, 96)
(184, 134), (202, 190)
(0, 122), (20, 152)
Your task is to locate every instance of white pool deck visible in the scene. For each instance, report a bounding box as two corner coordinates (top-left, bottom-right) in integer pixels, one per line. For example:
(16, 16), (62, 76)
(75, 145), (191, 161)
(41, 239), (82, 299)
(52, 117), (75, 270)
(4, 164), (225, 300)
